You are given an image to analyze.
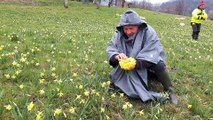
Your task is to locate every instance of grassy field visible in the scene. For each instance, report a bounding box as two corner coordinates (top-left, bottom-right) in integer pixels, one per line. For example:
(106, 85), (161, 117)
(0, 1), (212, 119)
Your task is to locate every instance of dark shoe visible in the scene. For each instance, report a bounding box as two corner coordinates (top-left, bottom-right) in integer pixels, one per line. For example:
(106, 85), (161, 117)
(167, 89), (178, 106)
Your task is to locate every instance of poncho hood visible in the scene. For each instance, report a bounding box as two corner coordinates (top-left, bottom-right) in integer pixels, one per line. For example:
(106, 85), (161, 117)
(116, 10), (147, 32)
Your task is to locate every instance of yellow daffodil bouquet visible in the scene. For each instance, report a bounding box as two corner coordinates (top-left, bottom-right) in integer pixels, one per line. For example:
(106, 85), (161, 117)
(119, 57), (136, 71)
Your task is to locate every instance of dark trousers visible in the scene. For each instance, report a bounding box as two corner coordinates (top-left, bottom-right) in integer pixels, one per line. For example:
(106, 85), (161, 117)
(191, 23), (201, 40)
(145, 61), (172, 91)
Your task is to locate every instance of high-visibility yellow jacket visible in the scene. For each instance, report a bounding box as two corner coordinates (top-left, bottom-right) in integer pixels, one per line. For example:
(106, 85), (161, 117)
(191, 8), (208, 24)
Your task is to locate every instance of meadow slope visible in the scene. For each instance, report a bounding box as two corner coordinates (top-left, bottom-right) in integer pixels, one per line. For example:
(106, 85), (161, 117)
(0, 1), (212, 119)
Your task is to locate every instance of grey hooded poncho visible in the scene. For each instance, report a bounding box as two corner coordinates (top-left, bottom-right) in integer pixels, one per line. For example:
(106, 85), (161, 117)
(106, 10), (166, 102)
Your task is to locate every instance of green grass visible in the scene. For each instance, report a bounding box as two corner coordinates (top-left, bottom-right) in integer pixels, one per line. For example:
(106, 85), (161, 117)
(0, 1), (213, 119)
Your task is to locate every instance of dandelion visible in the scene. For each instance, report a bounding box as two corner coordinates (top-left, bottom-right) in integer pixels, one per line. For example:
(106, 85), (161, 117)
(36, 111), (43, 120)
(27, 102), (35, 111)
(139, 110), (144, 116)
(19, 84), (24, 89)
(4, 104), (12, 110)
(69, 107), (75, 114)
(119, 57), (136, 70)
(54, 108), (62, 116)
(188, 104), (192, 109)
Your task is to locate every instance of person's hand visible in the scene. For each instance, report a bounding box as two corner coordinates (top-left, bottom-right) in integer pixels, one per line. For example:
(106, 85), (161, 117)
(115, 53), (127, 61)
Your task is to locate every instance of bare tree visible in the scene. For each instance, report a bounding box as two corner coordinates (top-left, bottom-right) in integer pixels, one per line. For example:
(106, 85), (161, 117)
(64, 0), (68, 8)
(174, 0), (185, 15)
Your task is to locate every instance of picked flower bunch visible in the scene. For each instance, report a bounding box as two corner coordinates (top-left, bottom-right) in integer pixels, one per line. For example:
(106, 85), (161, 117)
(119, 57), (136, 70)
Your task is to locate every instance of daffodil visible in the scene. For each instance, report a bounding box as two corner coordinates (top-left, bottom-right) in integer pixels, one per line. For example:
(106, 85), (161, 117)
(119, 57), (136, 70)
(27, 102), (35, 111)
(111, 93), (116, 98)
(79, 85), (83, 90)
(101, 108), (105, 113)
(4, 104), (12, 110)
(19, 84), (24, 89)
(84, 91), (90, 97)
(58, 92), (63, 97)
(39, 89), (45, 95)
(96, 92), (100, 97)
(54, 108), (62, 116)
(5, 74), (10, 79)
(69, 107), (75, 114)
(40, 72), (45, 77)
(36, 111), (43, 120)
(51, 67), (56, 71)
(139, 110), (144, 116)
(120, 93), (124, 98)
(39, 79), (45, 84)
(188, 104), (192, 109)
(73, 73), (77, 77)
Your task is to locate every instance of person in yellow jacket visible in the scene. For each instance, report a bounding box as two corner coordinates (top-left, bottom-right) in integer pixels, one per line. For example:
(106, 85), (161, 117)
(191, 0), (208, 40)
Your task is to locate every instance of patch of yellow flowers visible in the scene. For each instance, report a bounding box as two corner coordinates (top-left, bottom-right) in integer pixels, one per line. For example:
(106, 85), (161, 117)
(119, 57), (136, 70)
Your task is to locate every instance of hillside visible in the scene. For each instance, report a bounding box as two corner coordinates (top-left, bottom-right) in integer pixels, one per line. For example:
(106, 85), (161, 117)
(0, 1), (212, 119)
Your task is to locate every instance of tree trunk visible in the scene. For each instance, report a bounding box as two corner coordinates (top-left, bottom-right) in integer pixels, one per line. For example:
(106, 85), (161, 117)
(108, 0), (113, 7)
(121, 0), (125, 8)
(64, 0), (68, 8)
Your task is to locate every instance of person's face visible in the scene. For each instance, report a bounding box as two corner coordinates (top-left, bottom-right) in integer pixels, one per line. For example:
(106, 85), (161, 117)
(200, 5), (204, 9)
(123, 25), (139, 38)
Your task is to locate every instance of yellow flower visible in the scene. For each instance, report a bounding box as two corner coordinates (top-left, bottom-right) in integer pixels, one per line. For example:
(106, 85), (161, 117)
(36, 111), (43, 120)
(188, 104), (192, 109)
(119, 57), (136, 70)
(139, 110), (144, 116)
(120, 93), (124, 98)
(101, 82), (106, 88)
(69, 107), (75, 114)
(76, 95), (81, 99)
(79, 85), (83, 90)
(27, 102), (35, 111)
(101, 108), (105, 113)
(84, 91), (90, 97)
(5, 74), (10, 79)
(19, 84), (24, 89)
(40, 72), (45, 77)
(96, 92), (100, 97)
(39, 89), (45, 95)
(111, 93), (116, 98)
(51, 73), (56, 77)
(12, 61), (18, 66)
(11, 75), (16, 79)
(54, 108), (62, 116)
(4, 104), (12, 110)
(80, 99), (85, 104)
(73, 73), (77, 77)
(51, 67), (56, 71)
(122, 104), (128, 110)
(39, 79), (45, 84)
(58, 92), (63, 97)
(107, 81), (111, 85)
